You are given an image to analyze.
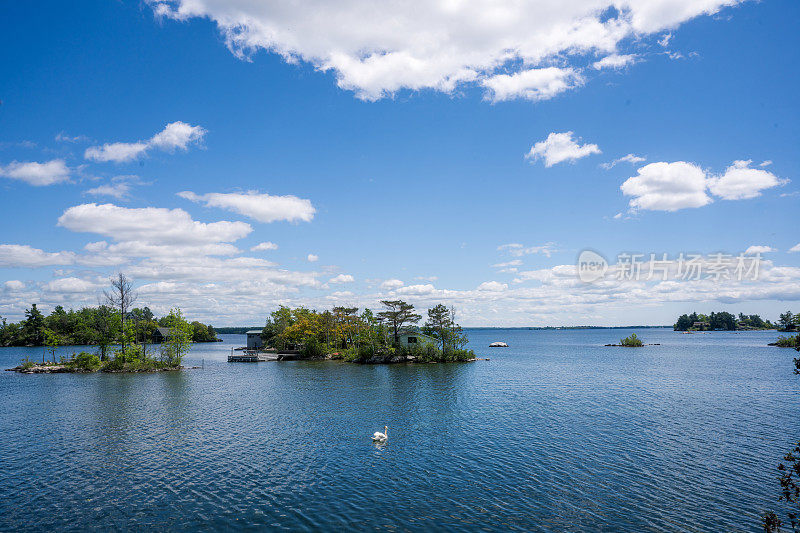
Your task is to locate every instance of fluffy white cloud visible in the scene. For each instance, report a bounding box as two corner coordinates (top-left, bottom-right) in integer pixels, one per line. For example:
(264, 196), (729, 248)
(0, 245), (76, 267)
(329, 274), (354, 284)
(621, 161), (711, 211)
(745, 245), (775, 255)
(44, 277), (98, 293)
(251, 241), (278, 251)
(0, 159), (70, 186)
(4, 280), (26, 291)
(790, 243), (800, 253)
(477, 281), (508, 292)
(381, 279), (404, 290)
(57, 203), (252, 245)
(483, 68), (582, 102)
(526, 131), (600, 167)
(148, 0), (743, 101)
(601, 153), (646, 169)
(621, 160), (787, 212)
(85, 121), (206, 162)
(396, 283), (436, 296)
(707, 160), (786, 200)
(178, 190), (315, 223)
(307, 254), (319, 262)
(592, 53), (638, 70)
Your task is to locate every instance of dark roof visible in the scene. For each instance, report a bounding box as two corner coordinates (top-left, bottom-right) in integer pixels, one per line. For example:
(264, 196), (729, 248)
(155, 327), (172, 337)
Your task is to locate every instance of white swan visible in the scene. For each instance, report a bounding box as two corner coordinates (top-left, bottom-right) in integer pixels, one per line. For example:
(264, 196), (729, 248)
(372, 426), (388, 443)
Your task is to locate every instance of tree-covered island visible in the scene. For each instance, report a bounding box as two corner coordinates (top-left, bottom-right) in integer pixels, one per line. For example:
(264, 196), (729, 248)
(259, 300), (476, 363)
(3, 274), (216, 373)
(673, 311), (779, 331)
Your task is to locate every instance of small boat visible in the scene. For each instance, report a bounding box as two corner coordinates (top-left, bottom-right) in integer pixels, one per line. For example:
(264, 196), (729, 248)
(489, 342), (508, 347)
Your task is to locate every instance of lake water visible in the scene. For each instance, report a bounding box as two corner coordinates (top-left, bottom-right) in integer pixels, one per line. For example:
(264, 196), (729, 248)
(0, 328), (797, 531)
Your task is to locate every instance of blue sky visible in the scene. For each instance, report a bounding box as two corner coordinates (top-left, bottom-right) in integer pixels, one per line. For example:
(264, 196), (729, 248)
(0, 0), (798, 326)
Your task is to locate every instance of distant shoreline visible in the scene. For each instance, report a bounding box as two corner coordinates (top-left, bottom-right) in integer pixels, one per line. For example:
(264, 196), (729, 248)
(214, 325), (675, 332)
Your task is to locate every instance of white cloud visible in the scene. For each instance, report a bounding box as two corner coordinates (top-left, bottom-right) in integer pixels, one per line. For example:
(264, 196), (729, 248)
(307, 254), (319, 262)
(526, 131), (600, 167)
(178, 190), (315, 223)
(477, 281), (508, 292)
(760, 160), (773, 167)
(0, 245), (76, 267)
(707, 160), (786, 200)
(4, 280), (25, 291)
(744, 245), (775, 255)
(329, 274), (354, 284)
(44, 277), (98, 293)
(85, 121), (206, 162)
(601, 153), (646, 169)
(621, 161), (711, 211)
(57, 203), (252, 245)
(55, 132), (91, 143)
(482, 68), (583, 102)
(498, 243), (558, 258)
(396, 283), (436, 296)
(492, 259), (523, 268)
(790, 244), (800, 253)
(0, 159), (70, 186)
(592, 54), (637, 70)
(381, 279), (404, 290)
(148, 0), (743, 101)
(621, 159), (788, 212)
(84, 182), (132, 199)
(251, 241), (278, 251)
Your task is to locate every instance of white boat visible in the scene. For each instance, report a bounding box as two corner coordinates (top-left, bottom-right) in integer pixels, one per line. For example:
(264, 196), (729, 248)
(489, 341), (508, 347)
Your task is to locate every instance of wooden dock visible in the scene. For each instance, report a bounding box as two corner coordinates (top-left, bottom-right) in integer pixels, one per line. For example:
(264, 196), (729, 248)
(228, 349), (279, 362)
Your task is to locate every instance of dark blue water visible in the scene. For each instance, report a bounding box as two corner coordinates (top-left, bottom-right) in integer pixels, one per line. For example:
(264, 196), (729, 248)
(0, 329), (797, 531)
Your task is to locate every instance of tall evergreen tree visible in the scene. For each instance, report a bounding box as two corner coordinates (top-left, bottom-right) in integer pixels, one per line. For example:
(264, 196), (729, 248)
(377, 300), (421, 345)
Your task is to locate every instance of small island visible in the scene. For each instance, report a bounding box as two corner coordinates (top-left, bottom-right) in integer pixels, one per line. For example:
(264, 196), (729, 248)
(673, 311), (777, 332)
(250, 300), (476, 364)
(605, 333), (651, 347)
(3, 274), (214, 373)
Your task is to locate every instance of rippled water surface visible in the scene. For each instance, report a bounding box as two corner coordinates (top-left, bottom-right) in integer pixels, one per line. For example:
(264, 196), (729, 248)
(1, 329), (798, 531)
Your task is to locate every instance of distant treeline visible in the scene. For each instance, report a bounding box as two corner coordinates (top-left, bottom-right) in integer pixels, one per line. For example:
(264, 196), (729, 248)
(0, 304), (218, 349)
(674, 311), (784, 331)
(213, 327), (261, 335)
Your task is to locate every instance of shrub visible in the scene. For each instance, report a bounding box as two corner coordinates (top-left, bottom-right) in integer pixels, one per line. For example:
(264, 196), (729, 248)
(68, 351), (101, 372)
(301, 338), (327, 359)
(775, 335), (800, 348)
(620, 333), (644, 347)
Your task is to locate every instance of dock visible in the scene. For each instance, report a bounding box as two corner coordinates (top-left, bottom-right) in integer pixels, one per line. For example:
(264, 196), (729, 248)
(228, 348), (279, 362)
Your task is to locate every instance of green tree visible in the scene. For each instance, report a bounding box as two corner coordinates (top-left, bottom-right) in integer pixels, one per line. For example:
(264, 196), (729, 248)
(674, 313), (693, 331)
(43, 329), (61, 363)
(160, 308), (192, 366)
(93, 305), (119, 361)
(377, 300), (421, 345)
(779, 311), (797, 332)
(22, 304), (45, 346)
